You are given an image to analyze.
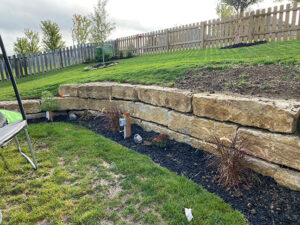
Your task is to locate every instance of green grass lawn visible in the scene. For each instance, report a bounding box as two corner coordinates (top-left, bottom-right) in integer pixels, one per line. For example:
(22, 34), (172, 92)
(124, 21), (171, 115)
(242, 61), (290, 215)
(0, 122), (247, 225)
(1, 40), (300, 101)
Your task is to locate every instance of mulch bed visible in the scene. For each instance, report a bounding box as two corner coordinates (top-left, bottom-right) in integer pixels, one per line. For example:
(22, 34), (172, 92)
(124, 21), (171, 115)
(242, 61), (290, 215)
(174, 64), (300, 101)
(220, 41), (268, 49)
(29, 115), (300, 225)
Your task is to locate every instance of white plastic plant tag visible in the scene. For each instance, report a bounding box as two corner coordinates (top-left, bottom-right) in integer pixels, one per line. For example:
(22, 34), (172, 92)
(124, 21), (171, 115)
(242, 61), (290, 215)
(46, 111), (50, 120)
(185, 208), (193, 222)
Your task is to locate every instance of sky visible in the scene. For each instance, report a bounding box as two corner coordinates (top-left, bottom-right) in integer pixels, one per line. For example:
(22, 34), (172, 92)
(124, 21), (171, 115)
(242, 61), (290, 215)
(0, 0), (290, 55)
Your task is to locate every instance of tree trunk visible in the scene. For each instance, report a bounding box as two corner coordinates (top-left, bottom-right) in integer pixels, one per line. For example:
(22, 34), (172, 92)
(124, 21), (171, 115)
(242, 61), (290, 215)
(102, 45), (105, 65)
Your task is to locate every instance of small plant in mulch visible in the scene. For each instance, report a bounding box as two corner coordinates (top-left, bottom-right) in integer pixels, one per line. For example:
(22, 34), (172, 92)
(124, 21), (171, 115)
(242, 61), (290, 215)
(105, 105), (122, 132)
(237, 79), (249, 86)
(203, 128), (265, 190)
(152, 134), (170, 148)
(40, 91), (58, 121)
(239, 73), (249, 79)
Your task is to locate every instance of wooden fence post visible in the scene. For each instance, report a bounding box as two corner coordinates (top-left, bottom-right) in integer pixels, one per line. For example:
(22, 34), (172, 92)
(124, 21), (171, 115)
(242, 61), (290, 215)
(166, 29), (170, 52)
(200, 22), (206, 49)
(248, 11), (254, 42)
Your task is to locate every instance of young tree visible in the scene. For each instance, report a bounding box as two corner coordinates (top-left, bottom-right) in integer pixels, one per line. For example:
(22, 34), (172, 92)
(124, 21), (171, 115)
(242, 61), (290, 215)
(24, 29), (40, 54)
(40, 20), (65, 51)
(13, 37), (29, 55)
(72, 14), (91, 45)
(216, 0), (235, 19)
(13, 29), (40, 55)
(222, 0), (261, 43)
(89, 0), (115, 64)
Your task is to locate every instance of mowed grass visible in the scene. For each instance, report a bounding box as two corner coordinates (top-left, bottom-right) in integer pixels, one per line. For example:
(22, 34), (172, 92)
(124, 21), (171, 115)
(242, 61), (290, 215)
(1, 40), (300, 100)
(0, 122), (247, 224)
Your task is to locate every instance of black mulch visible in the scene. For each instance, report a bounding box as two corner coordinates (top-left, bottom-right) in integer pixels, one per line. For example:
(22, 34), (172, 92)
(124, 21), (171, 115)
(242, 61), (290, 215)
(29, 115), (300, 225)
(220, 41), (268, 49)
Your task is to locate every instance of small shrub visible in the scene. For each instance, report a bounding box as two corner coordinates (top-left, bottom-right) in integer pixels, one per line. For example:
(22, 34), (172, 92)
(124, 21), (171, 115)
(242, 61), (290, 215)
(239, 73), (249, 79)
(119, 51), (124, 59)
(105, 105), (122, 131)
(40, 91), (58, 112)
(203, 128), (265, 190)
(262, 83), (271, 89)
(104, 54), (110, 62)
(281, 76), (290, 81)
(295, 76), (300, 81)
(238, 80), (249, 86)
(152, 134), (169, 148)
(126, 51), (133, 58)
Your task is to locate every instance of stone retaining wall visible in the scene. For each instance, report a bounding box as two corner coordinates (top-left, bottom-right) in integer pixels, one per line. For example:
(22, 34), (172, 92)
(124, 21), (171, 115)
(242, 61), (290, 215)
(1, 82), (300, 191)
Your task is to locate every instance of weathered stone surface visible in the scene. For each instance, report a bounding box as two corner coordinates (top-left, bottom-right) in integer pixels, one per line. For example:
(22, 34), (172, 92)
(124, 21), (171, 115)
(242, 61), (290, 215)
(130, 117), (142, 126)
(167, 111), (238, 144)
(0, 100), (41, 114)
(26, 112), (46, 120)
(112, 84), (138, 100)
(137, 86), (192, 112)
(54, 97), (82, 110)
(274, 168), (300, 191)
(140, 120), (217, 154)
(193, 93), (300, 133)
(245, 156), (279, 177)
(238, 128), (300, 171)
(58, 84), (82, 97)
(133, 102), (169, 126)
(78, 82), (113, 99)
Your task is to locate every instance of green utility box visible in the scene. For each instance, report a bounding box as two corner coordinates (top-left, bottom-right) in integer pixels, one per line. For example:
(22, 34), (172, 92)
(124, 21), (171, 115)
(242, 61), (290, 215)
(95, 45), (114, 62)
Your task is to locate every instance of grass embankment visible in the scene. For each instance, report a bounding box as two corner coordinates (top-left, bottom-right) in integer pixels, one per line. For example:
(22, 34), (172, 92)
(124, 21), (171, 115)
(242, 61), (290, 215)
(0, 40), (300, 101)
(0, 123), (246, 224)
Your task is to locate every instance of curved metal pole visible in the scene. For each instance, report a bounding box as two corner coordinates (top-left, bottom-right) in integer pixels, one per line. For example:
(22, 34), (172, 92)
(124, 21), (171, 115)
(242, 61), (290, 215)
(0, 35), (26, 120)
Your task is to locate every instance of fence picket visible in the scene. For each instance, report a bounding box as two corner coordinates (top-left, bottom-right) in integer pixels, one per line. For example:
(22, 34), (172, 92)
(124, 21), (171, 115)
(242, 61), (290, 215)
(284, 4), (291, 40)
(278, 5), (284, 41)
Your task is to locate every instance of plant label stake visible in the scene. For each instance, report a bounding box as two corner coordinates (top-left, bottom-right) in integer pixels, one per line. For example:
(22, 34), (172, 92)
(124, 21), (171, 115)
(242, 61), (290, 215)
(124, 112), (131, 138)
(119, 112), (131, 139)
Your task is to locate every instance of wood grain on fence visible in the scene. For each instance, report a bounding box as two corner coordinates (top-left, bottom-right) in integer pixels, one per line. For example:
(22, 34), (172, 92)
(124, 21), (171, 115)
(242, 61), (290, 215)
(0, 43), (97, 82)
(116, 3), (300, 56)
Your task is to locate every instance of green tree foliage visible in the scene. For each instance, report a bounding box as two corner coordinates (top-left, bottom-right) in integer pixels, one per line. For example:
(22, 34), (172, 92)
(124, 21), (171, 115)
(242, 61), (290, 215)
(216, 0), (235, 19)
(0, 54), (3, 59)
(72, 14), (91, 45)
(13, 29), (40, 55)
(89, 0), (115, 64)
(13, 37), (29, 55)
(24, 29), (40, 54)
(222, 0), (261, 43)
(40, 20), (65, 51)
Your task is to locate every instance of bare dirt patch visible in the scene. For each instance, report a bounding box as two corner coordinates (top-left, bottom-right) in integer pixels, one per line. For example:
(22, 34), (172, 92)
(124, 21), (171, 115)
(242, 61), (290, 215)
(174, 64), (300, 100)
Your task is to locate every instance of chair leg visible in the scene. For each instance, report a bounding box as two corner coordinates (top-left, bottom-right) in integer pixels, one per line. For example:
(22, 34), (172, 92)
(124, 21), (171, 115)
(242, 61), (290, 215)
(15, 129), (38, 170)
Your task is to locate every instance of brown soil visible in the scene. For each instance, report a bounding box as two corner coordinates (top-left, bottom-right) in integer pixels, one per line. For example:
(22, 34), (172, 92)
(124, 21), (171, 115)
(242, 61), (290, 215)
(174, 64), (300, 101)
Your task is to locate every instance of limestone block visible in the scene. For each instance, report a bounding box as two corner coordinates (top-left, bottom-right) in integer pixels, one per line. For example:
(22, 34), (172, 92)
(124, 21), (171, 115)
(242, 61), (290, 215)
(193, 93), (300, 133)
(112, 83), (138, 100)
(58, 84), (82, 97)
(0, 100), (41, 114)
(137, 85), (192, 112)
(167, 111), (238, 143)
(238, 127), (300, 170)
(133, 102), (169, 126)
(78, 82), (113, 99)
(274, 168), (300, 191)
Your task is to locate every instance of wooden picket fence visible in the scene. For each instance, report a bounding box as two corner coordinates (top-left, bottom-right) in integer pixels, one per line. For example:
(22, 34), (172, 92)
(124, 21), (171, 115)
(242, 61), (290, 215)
(0, 43), (96, 82)
(115, 3), (300, 56)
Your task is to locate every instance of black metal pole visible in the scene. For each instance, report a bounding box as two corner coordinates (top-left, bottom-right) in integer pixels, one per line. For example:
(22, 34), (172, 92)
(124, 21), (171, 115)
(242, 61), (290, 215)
(0, 35), (27, 120)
